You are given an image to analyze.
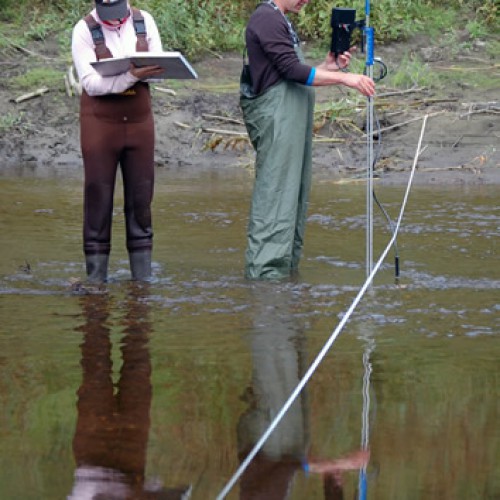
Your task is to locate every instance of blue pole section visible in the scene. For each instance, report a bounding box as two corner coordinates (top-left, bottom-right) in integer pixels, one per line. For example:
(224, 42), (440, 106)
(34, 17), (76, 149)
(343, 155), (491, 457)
(366, 27), (374, 66)
(359, 469), (368, 500)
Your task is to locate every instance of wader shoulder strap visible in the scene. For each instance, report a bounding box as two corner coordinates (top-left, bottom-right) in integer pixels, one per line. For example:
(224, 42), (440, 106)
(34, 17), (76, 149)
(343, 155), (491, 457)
(131, 8), (149, 52)
(262, 0), (300, 45)
(84, 9), (148, 61)
(84, 14), (113, 60)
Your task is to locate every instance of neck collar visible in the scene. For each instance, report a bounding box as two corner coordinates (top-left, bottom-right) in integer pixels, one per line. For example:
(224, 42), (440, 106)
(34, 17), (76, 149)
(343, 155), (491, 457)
(101, 11), (130, 29)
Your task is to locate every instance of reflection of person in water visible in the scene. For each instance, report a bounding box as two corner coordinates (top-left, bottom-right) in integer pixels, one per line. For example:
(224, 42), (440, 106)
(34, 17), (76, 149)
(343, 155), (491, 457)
(69, 284), (191, 499)
(237, 284), (368, 499)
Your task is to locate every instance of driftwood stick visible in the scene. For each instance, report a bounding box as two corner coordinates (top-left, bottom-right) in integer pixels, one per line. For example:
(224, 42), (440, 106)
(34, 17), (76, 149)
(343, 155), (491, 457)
(434, 64), (500, 71)
(363, 110), (445, 137)
(205, 48), (224, 59)
(377, 97), (457, 107)
(201, 127), (247, 136)
(67, 65), (82, 96)
(202, 113), (244, 125)
(377, 86), (427, 98)
(313, 137), (347, 143)
(154, 86), (177, 96)
(459, 109), (500, 118)
(451, 135), (464, 148)
(456, 55), (493, 64)
(0, 34), (56, 61)
(461, 101), (499, 109)
(417, 144), (429, 158)
(14, 87), (49, 103)
(418, 165), (479, 173)
(64, 74), (72, 97)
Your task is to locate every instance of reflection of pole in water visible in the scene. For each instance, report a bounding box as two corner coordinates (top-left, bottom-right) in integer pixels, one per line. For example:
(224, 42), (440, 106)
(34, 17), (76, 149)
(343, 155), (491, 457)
(69, 284), (191, 499)
(358, 337), (375, 500)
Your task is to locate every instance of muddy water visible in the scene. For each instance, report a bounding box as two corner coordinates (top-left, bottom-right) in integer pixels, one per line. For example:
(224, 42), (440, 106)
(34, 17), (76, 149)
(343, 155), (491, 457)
(0, 168), (498, 500)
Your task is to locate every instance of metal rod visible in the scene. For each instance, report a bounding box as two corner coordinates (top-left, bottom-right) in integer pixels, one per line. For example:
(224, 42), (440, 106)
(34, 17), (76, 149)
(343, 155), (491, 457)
(365, 0), (374, 279)
(366, 82), (374, 278)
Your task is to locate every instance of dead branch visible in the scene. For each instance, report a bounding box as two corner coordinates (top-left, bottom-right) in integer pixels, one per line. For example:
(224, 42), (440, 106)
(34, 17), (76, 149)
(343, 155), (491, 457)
(459, 108), (500, 118)
(363, 110), (446, 137)
(154, 86), (177, 96)
(175, 121), (192, 129)
(313, 137), (347, 143)
(461, 101), (499, 109)
(377, 97), (458, 108)
(451, 135), (464, 148)
(433, 64), (500, 71)
(205, 48), (223, 59)
(0, 34), (56, 61)
(176, 122), (248, 138)
(455, 55), (493, 65)
(13, 87), (49, 103)
(418, 165), (480, 173)
(201, 127), (247, 136)
(377, 87), (428, 98)
(202, 113), (244, 126)
(64, 74), (72, 97)
(67, 65), (82, 96)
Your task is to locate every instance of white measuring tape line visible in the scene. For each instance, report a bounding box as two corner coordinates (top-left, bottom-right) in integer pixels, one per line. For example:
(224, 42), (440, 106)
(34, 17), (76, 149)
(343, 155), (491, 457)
(216, 115), (429, 500)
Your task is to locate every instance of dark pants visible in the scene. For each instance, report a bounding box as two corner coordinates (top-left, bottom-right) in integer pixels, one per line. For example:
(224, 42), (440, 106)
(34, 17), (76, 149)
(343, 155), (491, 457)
(80, 83), (155, 256)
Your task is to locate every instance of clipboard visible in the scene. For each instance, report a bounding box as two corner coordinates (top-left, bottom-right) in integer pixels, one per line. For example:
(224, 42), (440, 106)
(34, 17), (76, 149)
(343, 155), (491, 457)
(91, 51), (198, 80)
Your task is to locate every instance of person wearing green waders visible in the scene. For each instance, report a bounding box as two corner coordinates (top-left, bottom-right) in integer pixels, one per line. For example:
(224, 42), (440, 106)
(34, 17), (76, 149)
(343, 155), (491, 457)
(241, 0), (375, 280)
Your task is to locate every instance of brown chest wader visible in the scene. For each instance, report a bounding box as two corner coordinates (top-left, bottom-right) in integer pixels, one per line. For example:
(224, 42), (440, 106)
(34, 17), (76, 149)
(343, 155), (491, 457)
(81, 9), (154, 282)
(241, 43), (315, 280)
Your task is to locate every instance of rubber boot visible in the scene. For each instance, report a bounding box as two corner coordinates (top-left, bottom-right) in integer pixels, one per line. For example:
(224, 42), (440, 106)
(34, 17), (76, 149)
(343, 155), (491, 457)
(85, 254), (109, 283)
(129, 250), (152, 281)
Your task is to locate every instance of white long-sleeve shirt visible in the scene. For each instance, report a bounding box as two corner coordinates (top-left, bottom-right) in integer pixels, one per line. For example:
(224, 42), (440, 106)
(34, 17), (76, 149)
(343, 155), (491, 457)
(72, 7), (163, 96)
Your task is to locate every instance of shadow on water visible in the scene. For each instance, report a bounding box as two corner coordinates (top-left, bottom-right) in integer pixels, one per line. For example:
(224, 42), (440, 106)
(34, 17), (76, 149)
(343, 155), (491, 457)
(0, 170), (499, 499)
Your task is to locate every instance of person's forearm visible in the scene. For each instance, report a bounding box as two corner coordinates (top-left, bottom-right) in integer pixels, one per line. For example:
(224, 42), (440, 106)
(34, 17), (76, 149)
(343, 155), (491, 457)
(311, 68), (375, 96)
(311, 67), (351, 87)
(80, 72), (140, 97)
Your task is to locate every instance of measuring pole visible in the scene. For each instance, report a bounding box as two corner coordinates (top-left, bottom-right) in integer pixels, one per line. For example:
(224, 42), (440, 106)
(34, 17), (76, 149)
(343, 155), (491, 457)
(365, 0), (375, 278)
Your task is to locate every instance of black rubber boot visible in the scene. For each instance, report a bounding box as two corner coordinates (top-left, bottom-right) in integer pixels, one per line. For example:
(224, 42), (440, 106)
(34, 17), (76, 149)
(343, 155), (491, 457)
(85, 254), (109, 283)
(129, 250), (152, 281)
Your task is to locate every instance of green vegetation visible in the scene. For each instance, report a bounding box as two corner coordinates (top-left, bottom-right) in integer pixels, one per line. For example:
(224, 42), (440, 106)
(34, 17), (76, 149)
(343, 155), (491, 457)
(0, 0), (497, 135)
(387, 53), (440, 88)
(0, 112), (24, 132)
(0, 0), (497, 58)
(9, 67), (64, 90)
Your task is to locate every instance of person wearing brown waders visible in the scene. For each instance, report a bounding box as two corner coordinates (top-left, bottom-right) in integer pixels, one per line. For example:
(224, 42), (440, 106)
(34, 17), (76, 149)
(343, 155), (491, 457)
(72, 0), (164, 282)
(241, 0), (375, 280)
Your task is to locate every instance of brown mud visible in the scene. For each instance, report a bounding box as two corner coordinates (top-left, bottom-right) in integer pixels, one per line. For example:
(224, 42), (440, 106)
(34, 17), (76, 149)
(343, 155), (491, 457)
(0, 35), (499, 185)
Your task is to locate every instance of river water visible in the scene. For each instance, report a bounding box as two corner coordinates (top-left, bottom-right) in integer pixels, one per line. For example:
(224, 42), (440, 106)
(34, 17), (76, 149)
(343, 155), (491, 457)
(0, 167), (498, 499)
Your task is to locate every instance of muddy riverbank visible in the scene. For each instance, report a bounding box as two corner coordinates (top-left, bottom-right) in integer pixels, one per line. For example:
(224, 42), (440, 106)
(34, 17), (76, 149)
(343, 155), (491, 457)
(1, 35), (499, 185)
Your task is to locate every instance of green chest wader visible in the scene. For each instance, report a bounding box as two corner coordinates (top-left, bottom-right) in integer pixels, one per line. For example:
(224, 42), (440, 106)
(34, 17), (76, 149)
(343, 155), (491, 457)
(241, 46), (315, 279)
